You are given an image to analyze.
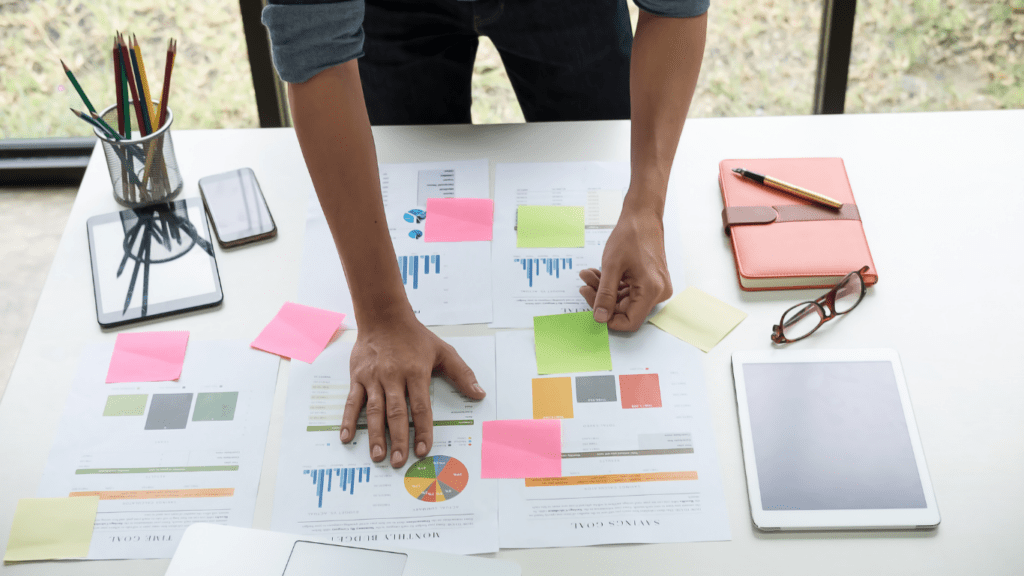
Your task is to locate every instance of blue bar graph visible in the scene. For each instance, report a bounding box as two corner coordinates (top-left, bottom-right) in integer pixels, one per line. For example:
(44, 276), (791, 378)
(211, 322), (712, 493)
(398, 255), (441, 290)
(515, 258), (573, 287)
(303, 466), (371, 508)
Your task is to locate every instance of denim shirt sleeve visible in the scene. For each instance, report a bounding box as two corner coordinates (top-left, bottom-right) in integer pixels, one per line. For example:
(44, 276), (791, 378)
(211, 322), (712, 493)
(261, 1), (365, 84)
(633, 0), (710, 18)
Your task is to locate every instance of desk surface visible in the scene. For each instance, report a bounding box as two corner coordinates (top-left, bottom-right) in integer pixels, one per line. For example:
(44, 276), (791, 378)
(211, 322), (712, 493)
(2, 111), (1023, 575)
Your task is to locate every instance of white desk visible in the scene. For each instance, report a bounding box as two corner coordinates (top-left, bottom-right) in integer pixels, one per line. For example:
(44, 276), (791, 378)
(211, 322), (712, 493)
(2, 111), (1022, 575)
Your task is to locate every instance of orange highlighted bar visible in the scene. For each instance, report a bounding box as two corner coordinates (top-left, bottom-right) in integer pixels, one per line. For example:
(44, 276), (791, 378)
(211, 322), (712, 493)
(69, 488), (235, 500)
(525, 471), (697, 487)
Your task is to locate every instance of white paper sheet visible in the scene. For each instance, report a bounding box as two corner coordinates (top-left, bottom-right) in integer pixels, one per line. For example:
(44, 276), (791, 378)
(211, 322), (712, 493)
(36, 340), (280, 559)
(297, 159), (492, 327)
(490, 161), (687, 327)
(495, 328), (731, 548)
(270, 336), (499, 554)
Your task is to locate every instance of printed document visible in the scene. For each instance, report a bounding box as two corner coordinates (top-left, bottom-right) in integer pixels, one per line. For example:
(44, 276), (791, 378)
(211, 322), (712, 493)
(270, 337), (499, 554)
(36, 340), (280, 559)
(491, 161), (687, 327)
(495, 328), (731, 548)
(298, 159), (492, 327)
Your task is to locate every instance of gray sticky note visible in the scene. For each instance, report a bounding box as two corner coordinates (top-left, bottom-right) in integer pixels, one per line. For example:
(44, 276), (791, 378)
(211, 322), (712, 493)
(144, 393), (193, 430)
(575, 375), (617, 403)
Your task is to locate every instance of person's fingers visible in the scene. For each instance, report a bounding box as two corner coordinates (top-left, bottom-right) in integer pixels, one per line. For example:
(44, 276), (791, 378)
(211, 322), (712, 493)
(340, 381), (366, 444)
(364, 384), (388, 463)
(407, 373), (434, 459)
(607, 281), (662, 332)
(436, 343), (485, 400)
(384, 384), (410, 468)
(593, 263), (624, 324)
(579, 268), (601, 289)
(579, 284), (629, 308)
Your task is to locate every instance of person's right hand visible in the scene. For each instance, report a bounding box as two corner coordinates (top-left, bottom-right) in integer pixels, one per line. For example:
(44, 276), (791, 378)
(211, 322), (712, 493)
(340, 313), (485, 469)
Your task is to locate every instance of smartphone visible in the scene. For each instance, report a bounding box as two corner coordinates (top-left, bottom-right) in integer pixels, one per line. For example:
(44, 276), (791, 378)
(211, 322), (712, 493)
(198, 168), (277, 248)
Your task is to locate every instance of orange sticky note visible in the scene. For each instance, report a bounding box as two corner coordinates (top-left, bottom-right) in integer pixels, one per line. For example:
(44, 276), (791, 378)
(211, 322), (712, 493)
(106, 331), (189, 383)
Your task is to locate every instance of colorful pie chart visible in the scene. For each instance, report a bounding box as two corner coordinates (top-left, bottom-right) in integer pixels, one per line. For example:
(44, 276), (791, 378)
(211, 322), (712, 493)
(404, 455), (468, 503)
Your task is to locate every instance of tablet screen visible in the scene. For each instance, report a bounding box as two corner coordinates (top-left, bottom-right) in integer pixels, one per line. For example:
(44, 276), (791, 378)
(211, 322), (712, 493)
(742, 361), (927, 511)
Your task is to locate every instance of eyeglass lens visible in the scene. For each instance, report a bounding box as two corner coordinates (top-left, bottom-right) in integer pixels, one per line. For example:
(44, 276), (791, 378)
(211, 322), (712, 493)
(781, 303), (824, 341)
(833, 272), (864, 313)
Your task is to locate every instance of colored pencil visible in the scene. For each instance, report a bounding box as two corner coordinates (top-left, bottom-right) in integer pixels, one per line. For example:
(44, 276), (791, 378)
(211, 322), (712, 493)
(127, 36), (152, 135)
(118, 33), (147, 136)
(112, 37), (124, 136)
(89, 111), (122, 140)
(157, 38), (176, 129)
(132, 34), (158, 131)
(118, 42), (132, 138)
(61, 60), (96, 115)
(70, 108), (120, 140)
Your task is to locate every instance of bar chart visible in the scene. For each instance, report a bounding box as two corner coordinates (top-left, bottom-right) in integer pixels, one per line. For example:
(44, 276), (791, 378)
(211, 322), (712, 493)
(515, 257), (573, 287)
(398, 255), (441, 290)
(303, 466), (371, 508)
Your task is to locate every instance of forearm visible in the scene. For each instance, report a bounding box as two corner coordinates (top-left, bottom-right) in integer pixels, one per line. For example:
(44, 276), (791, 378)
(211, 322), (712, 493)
(287, 60), (412, 325)
(628, 10), (708, 217)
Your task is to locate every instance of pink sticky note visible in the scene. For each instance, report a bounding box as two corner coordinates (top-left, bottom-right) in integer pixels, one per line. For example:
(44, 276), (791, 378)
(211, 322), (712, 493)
(424, 198), (493, 242)
(106, 331), (190, 383)
(481, 419), (562, 479)
(251, 302), (345, 363)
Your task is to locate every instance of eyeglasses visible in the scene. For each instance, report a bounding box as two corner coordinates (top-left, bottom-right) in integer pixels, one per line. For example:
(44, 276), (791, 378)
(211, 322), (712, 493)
(771, 266), (870, 344)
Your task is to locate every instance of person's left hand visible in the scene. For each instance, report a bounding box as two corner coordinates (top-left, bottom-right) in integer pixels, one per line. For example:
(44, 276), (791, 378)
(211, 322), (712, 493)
(579, 200), (673, 331)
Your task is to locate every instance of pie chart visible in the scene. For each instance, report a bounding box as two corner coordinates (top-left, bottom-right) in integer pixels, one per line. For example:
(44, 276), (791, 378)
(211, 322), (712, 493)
(404, 455), (468, 503)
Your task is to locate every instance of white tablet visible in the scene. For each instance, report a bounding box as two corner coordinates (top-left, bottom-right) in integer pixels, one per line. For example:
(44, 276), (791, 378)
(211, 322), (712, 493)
(731, 348), (940, 531)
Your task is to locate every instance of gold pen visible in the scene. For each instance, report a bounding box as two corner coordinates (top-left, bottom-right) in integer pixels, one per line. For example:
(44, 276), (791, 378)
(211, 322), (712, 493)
(732, 167), (843, 209)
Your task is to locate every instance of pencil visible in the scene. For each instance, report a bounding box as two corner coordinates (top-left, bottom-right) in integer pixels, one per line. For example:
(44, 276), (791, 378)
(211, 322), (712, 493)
(112, 37), (124, 136)
(60, 59), (96, 115)
(89, 111), (122, 140)
(132, 34), (158, 132)
(118, 33), (147, 136)
(157, 38), (176, 129)
(70, 108), (121, 140)
(117, 41), (132, 138)
(127, 36), (152, 135)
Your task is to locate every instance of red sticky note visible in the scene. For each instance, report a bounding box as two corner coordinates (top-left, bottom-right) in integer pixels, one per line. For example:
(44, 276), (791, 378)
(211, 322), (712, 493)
(424, 198), (493, 242)
(481, 419), (561, 479)
(619, 373), (662, 409)
(251, 302), (345, 363)
(106, 331), (190, 383)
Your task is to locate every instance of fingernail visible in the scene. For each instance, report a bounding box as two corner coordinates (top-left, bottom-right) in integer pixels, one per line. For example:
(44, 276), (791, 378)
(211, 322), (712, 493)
(372, 445), (383, 460)
(595, 307), (610, 322)
(417, 442), (427, 456)
(391, 450), (402, 465)
(340, 428), (351, 442)
(471, 383), (485, 396)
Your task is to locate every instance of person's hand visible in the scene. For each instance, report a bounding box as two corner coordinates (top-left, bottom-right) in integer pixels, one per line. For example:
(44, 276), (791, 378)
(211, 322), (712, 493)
(341, 313), (485, 468)
(579, 201), (672, 331)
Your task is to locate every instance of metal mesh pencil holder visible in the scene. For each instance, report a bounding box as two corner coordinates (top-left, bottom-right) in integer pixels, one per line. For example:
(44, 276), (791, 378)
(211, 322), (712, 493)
(96, 100), (183, 207)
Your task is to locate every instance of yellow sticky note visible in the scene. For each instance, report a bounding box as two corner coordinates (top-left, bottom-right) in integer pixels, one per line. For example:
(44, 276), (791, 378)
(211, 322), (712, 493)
(649, 287), (747, 352)
(517, 206), (585, 248)
(4, 497), (99, 562)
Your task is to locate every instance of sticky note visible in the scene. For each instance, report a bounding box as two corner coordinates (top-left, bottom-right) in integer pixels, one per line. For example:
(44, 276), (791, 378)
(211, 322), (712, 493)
(424, 198), (493, 242)
(517, 205), (585, 248)
(4, 497), (99, 562)
(106, 331), (189, 383)
(533, 312), (612, 375)
(481, 419), (561, 479)
(649, 287), (747, 352)
(251, 302), (345, 363)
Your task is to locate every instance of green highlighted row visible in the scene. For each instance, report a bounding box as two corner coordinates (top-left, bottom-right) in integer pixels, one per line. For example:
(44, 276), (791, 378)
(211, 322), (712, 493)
(305, 419), (474, 432)
(75, 465), (239, 475)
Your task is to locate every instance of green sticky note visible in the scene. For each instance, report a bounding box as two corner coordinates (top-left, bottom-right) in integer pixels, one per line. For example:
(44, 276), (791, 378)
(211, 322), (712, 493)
(649, 287), (747, 352)
(534, 312), (613, 375)
(4, 497), (99, 562)
(517, 205), (585, 248)
(102, 394), (148, 417)
(192, 392), (239, 422)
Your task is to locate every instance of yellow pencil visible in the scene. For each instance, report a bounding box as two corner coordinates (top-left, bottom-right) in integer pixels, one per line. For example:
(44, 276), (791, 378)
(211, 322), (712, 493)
(132, 35), (158, 131)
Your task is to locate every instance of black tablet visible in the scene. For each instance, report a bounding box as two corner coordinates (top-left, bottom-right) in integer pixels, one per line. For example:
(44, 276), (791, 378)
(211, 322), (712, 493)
(87, 197), (223, 328)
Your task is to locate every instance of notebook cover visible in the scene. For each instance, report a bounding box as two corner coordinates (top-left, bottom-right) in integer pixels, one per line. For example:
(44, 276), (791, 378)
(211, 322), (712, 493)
(718, 158), (878, 291)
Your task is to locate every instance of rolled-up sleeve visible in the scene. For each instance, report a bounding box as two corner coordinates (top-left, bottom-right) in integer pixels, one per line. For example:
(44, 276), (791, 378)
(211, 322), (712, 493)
(261, 1), (365, 84)
(633, 0), (709, 18)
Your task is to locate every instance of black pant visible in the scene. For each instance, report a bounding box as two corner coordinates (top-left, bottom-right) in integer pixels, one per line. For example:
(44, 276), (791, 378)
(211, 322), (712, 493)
(358, 0), (633, 125)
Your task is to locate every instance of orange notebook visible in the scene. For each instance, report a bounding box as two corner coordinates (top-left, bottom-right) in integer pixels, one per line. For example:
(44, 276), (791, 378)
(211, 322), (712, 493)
(718, 158), (878, 291)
